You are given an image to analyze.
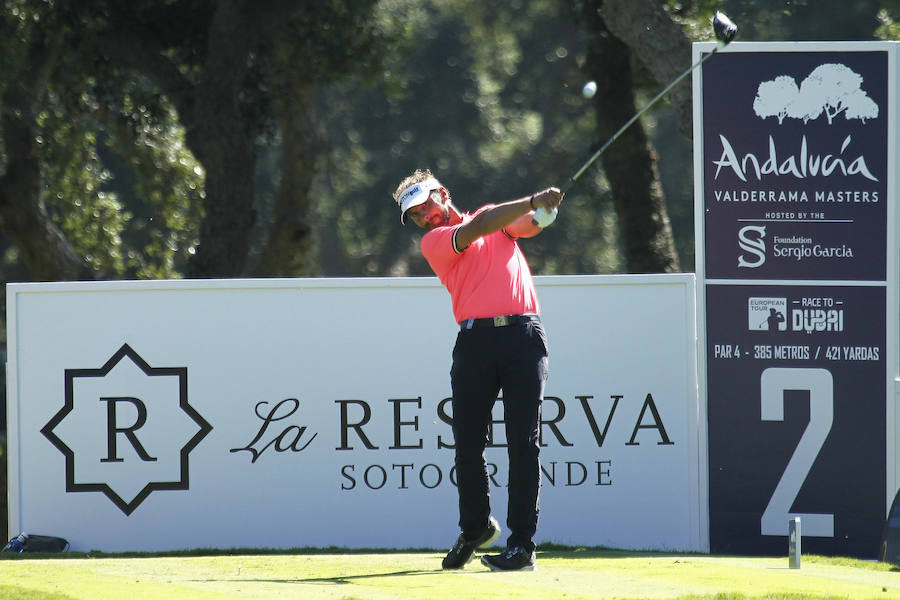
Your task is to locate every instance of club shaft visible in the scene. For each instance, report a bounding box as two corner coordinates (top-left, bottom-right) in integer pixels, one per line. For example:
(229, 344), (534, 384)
(563, 46), (720, 195)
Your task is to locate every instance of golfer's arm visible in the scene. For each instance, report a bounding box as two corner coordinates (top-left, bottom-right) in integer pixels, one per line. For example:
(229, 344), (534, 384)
(504, 212), (543, 239)
(455, 198), (534, 250)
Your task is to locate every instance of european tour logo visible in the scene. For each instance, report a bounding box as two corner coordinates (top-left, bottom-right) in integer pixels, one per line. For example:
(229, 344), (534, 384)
(41, 344), (213, 515)
(748, 295), (846, 334)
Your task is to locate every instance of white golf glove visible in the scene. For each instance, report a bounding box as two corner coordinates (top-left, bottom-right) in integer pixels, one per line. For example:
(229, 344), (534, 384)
(532, 206), (558, 228)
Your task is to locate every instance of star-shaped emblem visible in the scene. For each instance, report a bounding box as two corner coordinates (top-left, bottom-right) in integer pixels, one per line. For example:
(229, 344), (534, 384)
(41, 344), (213, 515)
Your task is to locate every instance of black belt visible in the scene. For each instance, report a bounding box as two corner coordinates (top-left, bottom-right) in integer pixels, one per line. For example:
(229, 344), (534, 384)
(460, 314), (539, 330)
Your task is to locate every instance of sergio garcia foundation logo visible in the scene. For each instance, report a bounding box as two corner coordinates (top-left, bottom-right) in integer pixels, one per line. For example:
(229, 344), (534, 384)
(738, 225), (766, 268)
(41, 344), (213, 515)
(737, 223), (857, 270)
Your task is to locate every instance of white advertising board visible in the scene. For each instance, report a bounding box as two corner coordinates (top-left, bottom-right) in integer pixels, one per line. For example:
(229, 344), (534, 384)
(7, 275), (702, 552)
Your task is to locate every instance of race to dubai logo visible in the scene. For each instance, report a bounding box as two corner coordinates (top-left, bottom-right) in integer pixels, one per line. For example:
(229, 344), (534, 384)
(41, 344), (213, 515)
(753, 63), (879, 125)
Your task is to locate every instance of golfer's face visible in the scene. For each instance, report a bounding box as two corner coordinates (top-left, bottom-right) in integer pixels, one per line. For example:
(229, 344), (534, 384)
(407, 192), (449, 230)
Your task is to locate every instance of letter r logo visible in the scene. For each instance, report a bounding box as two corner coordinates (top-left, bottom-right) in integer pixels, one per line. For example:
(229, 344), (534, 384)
(100, 397), (158, 463)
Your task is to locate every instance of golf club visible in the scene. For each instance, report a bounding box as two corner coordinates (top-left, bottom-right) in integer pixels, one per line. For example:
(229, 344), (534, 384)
(533, 11), (737, 227)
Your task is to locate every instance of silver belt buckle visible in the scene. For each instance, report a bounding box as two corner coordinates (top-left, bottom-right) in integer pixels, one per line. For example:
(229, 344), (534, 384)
(493, 315), (509, 327)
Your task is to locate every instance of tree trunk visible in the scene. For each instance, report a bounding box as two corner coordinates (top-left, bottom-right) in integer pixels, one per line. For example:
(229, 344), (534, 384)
(582, 0), (680, 273)
(184, 0), (257, 278)
(601, 0), (694, 137)
(184, 128), (257, 278)
(252, 65), (321, 276)
(96, 1), (260, 278)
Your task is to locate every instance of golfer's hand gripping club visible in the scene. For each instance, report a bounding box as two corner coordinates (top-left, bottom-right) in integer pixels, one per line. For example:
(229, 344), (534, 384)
(533, 206), (558, 227)
(530, 188), (564, 228)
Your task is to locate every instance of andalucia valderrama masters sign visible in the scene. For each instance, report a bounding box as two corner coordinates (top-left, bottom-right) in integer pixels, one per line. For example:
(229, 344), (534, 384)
(695, 41), (899, 557)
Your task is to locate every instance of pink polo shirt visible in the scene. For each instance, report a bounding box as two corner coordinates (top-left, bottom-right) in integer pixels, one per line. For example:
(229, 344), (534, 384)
(421, 206), (540, 323)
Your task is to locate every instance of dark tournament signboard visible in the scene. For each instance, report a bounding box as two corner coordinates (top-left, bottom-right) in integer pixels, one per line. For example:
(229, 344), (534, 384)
(703, 50), (888, 282)
(696, 43), (896, 557)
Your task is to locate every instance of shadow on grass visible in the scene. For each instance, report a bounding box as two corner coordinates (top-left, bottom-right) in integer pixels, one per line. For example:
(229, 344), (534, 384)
(188, 568), (445, 586)
(534, 544), (700, 561)
(255, 569), (445, 585)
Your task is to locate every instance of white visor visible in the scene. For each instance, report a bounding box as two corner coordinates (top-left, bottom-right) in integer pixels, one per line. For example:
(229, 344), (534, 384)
(397, 177), (441, 224)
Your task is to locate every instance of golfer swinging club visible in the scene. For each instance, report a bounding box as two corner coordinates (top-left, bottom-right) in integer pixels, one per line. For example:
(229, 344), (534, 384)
(393, 169), (563, 572)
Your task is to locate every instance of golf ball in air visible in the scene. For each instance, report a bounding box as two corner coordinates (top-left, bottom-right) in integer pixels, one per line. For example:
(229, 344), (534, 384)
(582, 80), (597, 98)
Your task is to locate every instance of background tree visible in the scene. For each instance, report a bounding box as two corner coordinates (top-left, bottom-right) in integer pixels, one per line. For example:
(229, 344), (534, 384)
(317, 0), (625, 277)
(0, 3), (94, 281)
(579, 0), (682, 273)
(1, 0), (896, 286)
(94, 0), (389, 278)
(0, 0), (388, 282)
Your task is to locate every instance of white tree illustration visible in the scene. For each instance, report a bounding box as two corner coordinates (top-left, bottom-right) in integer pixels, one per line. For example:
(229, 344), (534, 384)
(843, 88), (879, 123)
(752, 63), (878, 125)
(799, 63), (863, 124)
(753, 76), (799, 124)
(786, 80), (825, 124)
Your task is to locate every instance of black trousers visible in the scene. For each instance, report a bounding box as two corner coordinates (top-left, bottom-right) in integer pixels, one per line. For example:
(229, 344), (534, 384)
(450, 316), (549, 551)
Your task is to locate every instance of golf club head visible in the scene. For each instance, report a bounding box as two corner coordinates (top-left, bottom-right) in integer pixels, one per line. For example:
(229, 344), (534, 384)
(712, 11), (737, 47)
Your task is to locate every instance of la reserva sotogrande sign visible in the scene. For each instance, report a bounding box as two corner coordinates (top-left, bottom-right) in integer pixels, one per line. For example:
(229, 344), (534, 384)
(6, 275), (703, 552)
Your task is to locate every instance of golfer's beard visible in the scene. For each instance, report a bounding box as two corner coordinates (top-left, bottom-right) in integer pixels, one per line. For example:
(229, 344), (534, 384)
(426, 212), (450, 230)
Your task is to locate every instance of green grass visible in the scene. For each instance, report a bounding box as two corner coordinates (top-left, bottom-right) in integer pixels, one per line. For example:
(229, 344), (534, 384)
(2, 547), (899, 600)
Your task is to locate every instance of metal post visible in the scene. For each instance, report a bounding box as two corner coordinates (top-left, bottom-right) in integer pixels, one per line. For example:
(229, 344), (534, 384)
(789, 517), (801, 569)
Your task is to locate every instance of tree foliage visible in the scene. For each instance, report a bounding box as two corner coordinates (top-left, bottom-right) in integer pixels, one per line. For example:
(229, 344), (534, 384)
(0, 1), (205, 279)
(318, 0), (627, 276)
(0, 0), (895, 285)
(0, 0), (389, 281)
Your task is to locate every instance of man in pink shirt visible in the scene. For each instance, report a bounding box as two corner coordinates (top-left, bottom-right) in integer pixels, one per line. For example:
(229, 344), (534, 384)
(393, 169), (562, 571)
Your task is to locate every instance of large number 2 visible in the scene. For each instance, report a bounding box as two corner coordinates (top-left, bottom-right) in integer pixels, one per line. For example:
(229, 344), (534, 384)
(760, 367), (835, 537)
